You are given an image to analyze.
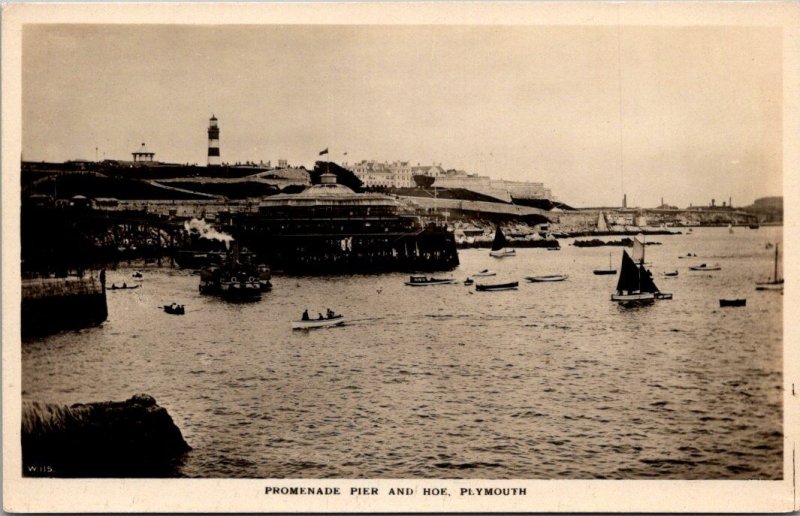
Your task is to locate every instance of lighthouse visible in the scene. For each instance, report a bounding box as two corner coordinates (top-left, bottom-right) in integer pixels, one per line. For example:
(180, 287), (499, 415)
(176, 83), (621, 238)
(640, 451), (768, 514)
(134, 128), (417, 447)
(207, 115), (220, 167)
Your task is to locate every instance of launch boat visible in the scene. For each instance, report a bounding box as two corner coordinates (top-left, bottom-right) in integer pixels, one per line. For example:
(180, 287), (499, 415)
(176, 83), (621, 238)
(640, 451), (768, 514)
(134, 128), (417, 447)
(198, 244), (270, 301)
(489, 226), (516, 258)
(404, 276), (456, 286)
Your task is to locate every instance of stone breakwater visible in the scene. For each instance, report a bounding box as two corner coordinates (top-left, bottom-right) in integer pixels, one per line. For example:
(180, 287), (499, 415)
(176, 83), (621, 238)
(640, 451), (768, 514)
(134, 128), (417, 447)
(21, 274), (107, 337)
(22, 394), (190, 477)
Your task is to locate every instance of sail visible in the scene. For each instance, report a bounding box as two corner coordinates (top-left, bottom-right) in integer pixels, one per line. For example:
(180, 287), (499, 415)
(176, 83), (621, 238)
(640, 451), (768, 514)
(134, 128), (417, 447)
(773, 243), (780, 281)
(615, 251), (641, 293)
(638, 264), (659, 293)
(596, 212), (609, 232)
(491, 226), (508, 251)
(631, 234), (645, 263)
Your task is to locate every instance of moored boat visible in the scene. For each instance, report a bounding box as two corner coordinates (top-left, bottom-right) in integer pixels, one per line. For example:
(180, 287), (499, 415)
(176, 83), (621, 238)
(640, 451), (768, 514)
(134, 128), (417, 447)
(593, 253), (616, 275)
(473, 269), (496, 277)
(525, 274), (568, 282)
(404, 275), (456, 286)
(689, 263), (721, 271)
(756, 243), (783, 291)
(489, 226), (516, 258)
(463, 278), (474, 286)
(476, 281), (519, 292)
(292, 315), (345, 330)
(663, 270), (679, 277)
(720, 299), (746, 307)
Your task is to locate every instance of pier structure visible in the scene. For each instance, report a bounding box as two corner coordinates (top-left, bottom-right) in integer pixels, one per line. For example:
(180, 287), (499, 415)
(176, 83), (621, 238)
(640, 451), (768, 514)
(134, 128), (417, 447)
(207, 115), (220, 167)
(232, 173), (459, 273)
(22, 204), (187, 271)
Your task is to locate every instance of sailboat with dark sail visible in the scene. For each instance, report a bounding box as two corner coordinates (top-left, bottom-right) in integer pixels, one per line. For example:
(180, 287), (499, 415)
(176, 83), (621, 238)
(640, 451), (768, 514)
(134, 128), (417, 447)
(756, 243), (783, 291)
(489, 225), (516, 258)
(611, 236), (671, 304)
(611, 250), (656, 305)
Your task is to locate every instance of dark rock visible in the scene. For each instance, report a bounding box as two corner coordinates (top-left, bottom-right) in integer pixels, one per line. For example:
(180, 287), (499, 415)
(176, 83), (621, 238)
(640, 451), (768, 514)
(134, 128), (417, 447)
(22, 394), (190, 477)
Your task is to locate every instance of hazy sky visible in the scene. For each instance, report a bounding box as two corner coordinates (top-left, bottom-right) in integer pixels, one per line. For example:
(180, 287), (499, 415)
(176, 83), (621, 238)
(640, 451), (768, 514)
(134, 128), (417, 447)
(23, 24), (782, 207)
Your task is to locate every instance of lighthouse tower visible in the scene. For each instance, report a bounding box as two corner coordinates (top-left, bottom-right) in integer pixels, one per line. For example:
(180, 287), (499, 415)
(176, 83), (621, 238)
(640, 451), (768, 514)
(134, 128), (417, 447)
(207, 115), (220, 167)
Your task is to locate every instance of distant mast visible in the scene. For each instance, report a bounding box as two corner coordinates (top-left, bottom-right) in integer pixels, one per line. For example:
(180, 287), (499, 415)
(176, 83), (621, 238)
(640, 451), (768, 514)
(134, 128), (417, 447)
(207, 115), (220, 167)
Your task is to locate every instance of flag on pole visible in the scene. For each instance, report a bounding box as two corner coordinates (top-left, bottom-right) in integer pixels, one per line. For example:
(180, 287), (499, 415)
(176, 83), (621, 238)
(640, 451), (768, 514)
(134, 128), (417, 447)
(319, 148), (329, 156)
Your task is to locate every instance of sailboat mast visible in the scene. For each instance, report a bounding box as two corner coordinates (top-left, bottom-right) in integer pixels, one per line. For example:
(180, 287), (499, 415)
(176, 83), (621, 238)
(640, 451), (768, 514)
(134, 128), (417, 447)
(774, 243), (779, 281)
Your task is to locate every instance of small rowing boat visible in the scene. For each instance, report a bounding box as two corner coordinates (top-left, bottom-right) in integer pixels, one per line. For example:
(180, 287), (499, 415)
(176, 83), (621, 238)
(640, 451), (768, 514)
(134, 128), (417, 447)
(689, 263), (721, 271)
(719, 299), (746, 307)
(473, 269), (496, 277)
(163, 304), (185, 315)
(292, 315), (345, 330)
(525, 274), (568, 282)
(663, 271), (679, 277)
(475, 281), (519, 292)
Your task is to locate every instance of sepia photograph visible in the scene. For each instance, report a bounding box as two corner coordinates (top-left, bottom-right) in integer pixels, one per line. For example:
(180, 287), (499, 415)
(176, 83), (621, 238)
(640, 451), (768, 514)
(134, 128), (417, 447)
(2, 2), (798, 513)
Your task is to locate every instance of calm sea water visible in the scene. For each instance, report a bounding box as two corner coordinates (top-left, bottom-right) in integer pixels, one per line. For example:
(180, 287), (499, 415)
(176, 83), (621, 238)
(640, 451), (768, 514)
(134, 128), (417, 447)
(22, 227), (783, 479)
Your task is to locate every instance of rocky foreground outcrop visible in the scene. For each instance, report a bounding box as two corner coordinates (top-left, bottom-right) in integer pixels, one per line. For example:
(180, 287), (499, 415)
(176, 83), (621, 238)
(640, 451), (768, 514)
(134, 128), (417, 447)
(22, 394), (190, 477)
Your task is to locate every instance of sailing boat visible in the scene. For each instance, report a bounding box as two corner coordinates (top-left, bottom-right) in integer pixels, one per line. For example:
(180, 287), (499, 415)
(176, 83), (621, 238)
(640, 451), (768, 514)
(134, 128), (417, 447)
(593, 252), (617, 275)
(728, 223), (734, 234)
(489, 225), (516, 258)
(611, 236), (671, 304)
(610, 250), (656, 305)
(756, 243), (783, 291)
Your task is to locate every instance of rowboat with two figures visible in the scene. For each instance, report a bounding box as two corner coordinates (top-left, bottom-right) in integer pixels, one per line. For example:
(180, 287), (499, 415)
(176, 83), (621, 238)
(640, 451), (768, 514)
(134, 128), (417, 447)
(292, 309), (346, 330)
